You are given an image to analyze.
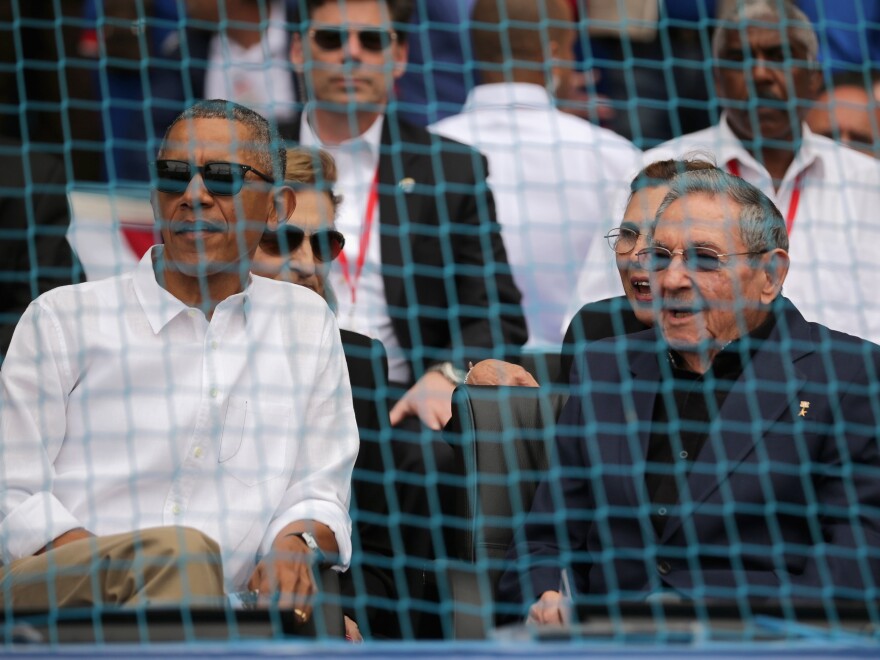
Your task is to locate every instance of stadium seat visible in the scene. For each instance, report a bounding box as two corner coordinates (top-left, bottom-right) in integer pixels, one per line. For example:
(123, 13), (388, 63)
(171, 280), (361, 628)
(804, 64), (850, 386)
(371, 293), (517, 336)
(443, 385), (568, 639)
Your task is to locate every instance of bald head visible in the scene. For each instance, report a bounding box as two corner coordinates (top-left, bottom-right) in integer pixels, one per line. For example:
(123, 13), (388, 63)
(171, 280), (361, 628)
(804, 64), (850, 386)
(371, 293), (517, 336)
(471, 0), (573, 85)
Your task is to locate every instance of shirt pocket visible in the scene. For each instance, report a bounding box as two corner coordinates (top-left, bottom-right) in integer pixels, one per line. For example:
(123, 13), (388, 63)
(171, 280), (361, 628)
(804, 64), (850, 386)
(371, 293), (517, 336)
(219, 396), (291, 486)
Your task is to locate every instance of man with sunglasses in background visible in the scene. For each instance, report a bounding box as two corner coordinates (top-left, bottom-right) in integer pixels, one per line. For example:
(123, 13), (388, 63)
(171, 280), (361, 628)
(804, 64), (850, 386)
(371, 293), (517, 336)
(282, 0), (527, 636)
(498, 168), (880, 624)
(0, 100), (359, 621)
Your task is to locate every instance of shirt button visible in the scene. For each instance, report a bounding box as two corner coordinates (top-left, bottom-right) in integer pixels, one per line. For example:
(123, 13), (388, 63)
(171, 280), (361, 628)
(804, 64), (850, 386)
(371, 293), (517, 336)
(679, 451), (688, 459)
(193, 446), (203, 458)
(171, 504), (181, 515)
(210, 340), (219, 350)
(187, 309), (198, 318)
(210, 387), (219, 398)
(658, 507), (667, 516)
(657, 561), (672, 576)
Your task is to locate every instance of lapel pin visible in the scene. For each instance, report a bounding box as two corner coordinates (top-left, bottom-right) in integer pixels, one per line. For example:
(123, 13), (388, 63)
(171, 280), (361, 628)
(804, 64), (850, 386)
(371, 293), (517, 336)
(798, 401), (810, 417)
(398, 177), (415, 193)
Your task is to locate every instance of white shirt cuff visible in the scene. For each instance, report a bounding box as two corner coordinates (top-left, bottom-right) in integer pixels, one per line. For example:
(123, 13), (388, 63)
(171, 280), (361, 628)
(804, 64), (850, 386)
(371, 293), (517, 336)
(0, 491), (82, 563)
(260, 502), (352, 571)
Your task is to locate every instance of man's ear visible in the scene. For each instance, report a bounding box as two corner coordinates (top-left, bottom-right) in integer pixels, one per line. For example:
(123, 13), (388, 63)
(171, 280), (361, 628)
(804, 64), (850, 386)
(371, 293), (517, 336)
(392, 40), (408, 79)
(761, 248), (790, 304)
(270, 185), (297, 229)
(290, 33), (304, 73)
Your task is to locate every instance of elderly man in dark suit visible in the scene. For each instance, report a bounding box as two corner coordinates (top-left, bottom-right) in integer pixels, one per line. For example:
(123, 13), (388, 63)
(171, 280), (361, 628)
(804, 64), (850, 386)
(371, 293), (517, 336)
(499, 168), (880, 623)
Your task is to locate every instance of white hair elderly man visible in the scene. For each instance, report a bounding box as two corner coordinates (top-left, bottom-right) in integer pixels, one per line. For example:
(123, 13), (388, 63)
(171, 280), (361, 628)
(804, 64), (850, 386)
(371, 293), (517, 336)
(569, 0), (880, 346)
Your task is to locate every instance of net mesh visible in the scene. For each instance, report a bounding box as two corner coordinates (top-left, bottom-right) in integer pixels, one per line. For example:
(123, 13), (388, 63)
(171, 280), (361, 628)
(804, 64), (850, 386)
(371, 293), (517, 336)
(1, 0), (880, 647)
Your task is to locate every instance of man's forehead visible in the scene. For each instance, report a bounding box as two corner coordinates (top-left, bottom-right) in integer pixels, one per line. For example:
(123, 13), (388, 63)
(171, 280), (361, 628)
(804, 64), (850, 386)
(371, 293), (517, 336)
(655, 193), (743, 243)
(309, 0), (391, 24)
(163, 118), (258, 154)
(722, 23), (803, 54)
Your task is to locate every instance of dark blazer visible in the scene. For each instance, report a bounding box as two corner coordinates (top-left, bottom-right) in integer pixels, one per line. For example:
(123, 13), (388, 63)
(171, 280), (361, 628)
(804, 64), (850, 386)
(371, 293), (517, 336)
(281, 115), (528, 377)
(499, 298), (880, 607)
(559, 296), (648, 384)
(339, 329), (401, 638)
(0, 140), (81, 358)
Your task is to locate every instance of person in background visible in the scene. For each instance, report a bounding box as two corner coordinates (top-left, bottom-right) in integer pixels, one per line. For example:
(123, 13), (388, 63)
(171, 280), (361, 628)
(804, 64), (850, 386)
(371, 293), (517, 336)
(570, 0), (880, 345)
(430, 0), (639, 349)
(252, 146), (411, 640)
(806, 71), (880, 158)
(0, 138), (82, 361)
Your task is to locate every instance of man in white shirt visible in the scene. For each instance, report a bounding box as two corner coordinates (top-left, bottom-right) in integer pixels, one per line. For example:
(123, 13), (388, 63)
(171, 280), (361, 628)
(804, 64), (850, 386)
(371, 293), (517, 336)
(429, 0), (640, 348)
(567, 0), (880, 344)
(0, 100), (359, 619)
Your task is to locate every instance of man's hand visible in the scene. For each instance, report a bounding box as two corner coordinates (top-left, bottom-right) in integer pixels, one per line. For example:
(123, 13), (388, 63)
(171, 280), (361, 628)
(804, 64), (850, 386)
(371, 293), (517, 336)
(247, 534), (317, 622)
(344, 615), (363, 642)
(389, 372), (456, 430)
(466, 359), (539, 387)
(35, 527), (95, 555)
(527, 590), (569, 626)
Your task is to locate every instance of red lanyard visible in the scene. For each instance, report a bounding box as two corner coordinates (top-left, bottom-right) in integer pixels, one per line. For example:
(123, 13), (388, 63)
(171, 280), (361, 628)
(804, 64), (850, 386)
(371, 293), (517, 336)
(337, 170), (380, 304)
(727, 159), (803, 234)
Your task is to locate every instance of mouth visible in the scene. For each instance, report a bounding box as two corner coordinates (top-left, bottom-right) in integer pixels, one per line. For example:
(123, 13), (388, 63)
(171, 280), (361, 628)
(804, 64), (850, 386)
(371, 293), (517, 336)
(170, 221), (225, 237)
(630, 277), (652, 302)
(662, 300), (700, 320)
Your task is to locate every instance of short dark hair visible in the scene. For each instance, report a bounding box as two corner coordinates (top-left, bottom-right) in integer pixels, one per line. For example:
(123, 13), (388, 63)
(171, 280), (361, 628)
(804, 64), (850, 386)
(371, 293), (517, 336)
(159, 99), (287, 180)
(291, 0), (413, 42)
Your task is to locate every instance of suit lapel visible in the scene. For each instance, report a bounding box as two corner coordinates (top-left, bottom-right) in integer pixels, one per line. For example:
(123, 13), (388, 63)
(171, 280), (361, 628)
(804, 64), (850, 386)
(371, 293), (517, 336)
(377, 118), (425, 309)
(659, 300), (813, 543)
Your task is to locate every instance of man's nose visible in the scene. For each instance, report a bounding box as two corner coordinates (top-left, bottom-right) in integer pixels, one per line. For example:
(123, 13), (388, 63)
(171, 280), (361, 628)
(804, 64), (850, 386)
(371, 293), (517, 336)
(658, 253), (694, 289)
(288, 244), (318, 274)
(181, 173), (213, 206)
(344, 31), (364, 61)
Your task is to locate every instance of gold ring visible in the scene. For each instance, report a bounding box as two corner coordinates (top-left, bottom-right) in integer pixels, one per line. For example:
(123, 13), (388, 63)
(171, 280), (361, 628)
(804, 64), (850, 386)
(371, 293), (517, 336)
(294, 608), (309, 623)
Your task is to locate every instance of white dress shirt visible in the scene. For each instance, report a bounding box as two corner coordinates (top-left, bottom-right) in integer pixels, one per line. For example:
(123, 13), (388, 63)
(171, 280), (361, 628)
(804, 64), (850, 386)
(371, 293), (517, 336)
(299, 112), (412, 383)
(0, 248), (358, 590)
(566, 114), (880, 345)
(203, 0), (295, 122)
(430, 83), (641, 347)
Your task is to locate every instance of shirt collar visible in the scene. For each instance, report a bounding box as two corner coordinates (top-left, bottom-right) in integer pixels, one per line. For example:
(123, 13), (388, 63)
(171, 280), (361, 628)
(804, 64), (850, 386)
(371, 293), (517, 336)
(299, 108), (384, 162)
(719, 112), (822, 181)
(133, 246), (251, 334)
(461, 82), (554, 112)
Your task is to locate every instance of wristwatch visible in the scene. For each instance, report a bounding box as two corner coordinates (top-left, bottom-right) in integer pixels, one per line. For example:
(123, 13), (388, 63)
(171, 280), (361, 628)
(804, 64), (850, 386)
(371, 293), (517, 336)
(287, 531), (326, 565)
(427, 361), (467, 385)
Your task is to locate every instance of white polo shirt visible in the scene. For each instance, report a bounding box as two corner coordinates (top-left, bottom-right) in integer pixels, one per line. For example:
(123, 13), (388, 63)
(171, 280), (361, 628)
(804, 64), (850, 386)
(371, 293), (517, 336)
(430, 82), (640, 347)
(0, 248), (358, 590)
(567, 114), (880, 345)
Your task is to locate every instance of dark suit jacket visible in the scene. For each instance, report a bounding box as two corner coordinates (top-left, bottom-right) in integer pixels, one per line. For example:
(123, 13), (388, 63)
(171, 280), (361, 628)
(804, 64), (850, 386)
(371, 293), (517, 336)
(339, 329), (401, 638)
(499, 298), (880, 607)
(281, 115), (528, 377)
(0, 140), (81, 358)
(559, 296), (648, 384)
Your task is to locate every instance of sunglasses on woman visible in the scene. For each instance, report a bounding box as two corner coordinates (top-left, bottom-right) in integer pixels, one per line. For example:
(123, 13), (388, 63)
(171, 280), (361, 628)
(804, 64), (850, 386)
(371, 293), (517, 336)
(153, 160), (273, 196)
(260, 225), (346, 263)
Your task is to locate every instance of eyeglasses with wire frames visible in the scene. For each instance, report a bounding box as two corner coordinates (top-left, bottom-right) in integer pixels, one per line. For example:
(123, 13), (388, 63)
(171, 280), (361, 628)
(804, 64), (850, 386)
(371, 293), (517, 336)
(636, 245), (769, 272)
(308, 26), (397, 53)
(260, 224), (346, 263)
(153, 160), (273, 196)
(604, 226), (640, 254)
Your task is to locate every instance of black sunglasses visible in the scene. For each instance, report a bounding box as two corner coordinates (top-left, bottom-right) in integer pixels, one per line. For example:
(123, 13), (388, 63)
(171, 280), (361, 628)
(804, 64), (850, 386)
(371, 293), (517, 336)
(153, 160), (273, 196)
(636, 246), (768, 272)
(260, 225), (346, 263)
(309, 26), (396, 53)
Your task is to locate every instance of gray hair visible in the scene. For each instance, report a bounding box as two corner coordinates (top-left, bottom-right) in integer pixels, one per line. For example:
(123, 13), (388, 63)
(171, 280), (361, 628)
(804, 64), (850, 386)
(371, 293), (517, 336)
(159, 99), (287, 180)
(711, 0), (818, 64)
(653, 168), (789, 253)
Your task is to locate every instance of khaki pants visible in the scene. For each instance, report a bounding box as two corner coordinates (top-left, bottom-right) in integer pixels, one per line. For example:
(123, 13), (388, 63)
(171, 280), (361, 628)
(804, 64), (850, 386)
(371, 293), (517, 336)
(0, 526), (225, 609)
